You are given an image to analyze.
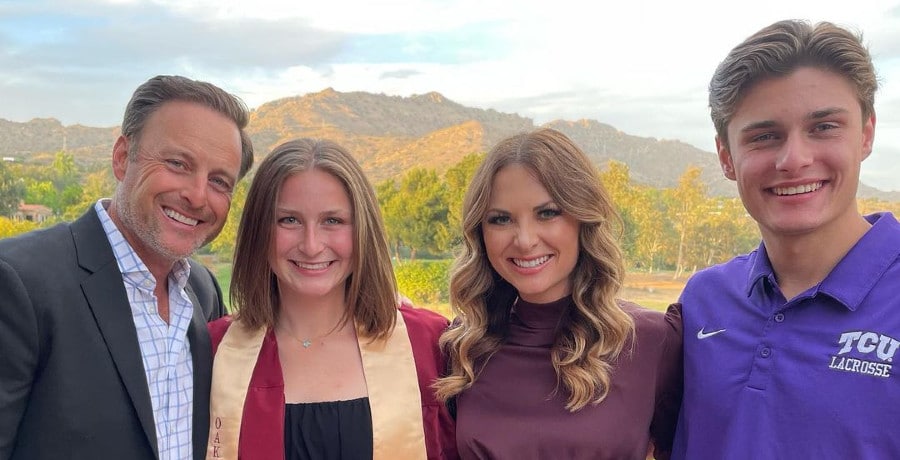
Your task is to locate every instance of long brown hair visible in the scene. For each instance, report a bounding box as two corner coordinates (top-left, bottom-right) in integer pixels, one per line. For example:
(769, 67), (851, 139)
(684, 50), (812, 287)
(435, 128), (634, 411)
(230, 139), (398, 339)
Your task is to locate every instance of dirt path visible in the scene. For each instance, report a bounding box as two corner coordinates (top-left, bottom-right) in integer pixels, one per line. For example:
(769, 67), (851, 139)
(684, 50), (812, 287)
(621, 271), (689, 312)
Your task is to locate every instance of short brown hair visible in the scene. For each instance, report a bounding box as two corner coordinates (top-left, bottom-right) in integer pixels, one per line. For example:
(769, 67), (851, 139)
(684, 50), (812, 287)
(710, 20), (878, 144)
(122, 75), (254, 178)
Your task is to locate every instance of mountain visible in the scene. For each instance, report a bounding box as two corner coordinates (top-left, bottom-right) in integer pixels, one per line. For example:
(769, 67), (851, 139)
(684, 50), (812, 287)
(247, 88), (533, 181)
(543, 119), (735, 196)
(2, 89), (899, 201)
(0, 118), (117, 166)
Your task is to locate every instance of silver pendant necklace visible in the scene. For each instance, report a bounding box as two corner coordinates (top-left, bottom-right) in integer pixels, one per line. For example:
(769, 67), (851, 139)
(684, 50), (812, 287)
(280, 320), (343, 349)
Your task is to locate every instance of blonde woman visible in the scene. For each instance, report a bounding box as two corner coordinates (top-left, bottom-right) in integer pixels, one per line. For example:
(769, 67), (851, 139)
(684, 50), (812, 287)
(435, 128), (681, 459)
(207, 139), (456, 459)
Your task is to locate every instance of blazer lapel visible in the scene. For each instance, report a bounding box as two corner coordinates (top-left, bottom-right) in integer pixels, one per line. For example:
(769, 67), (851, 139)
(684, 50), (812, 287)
(72, 209), (160, 459)
(186, 285), (213, 460)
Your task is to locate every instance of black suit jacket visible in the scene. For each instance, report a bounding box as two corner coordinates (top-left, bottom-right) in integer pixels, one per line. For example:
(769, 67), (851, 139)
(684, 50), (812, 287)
(0, 207), (226, 460)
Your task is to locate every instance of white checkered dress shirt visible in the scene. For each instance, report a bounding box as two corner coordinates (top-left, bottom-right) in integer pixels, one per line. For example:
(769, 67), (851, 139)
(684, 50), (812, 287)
(96, 200), (195, 460)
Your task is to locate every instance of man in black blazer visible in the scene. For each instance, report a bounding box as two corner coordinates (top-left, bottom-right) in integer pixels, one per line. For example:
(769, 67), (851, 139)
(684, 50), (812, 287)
(0, 75), (254, 460)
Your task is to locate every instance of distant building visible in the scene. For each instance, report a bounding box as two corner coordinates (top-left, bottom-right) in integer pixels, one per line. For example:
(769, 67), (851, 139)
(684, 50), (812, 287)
(14, 203), (53, 223)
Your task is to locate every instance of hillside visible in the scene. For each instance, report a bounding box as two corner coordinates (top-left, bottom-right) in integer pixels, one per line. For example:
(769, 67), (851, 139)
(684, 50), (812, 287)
(0, 118), (117, 167)
(2, 88), (899, 200)
(544, 119), (735, 196)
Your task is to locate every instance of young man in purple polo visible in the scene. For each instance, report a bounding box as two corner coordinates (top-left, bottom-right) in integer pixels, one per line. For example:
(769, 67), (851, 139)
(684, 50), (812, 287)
(673, 20), (900, 459)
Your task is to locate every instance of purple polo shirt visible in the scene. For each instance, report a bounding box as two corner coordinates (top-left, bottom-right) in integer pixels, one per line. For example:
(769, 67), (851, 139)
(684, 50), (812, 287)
(673, 213), (900, 459)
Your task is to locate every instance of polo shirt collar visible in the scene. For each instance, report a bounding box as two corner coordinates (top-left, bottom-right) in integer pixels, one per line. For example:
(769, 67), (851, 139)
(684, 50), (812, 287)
(821, 212), (900, 311)
(744, 213), (900, 311)
(745, 243), (774, 297)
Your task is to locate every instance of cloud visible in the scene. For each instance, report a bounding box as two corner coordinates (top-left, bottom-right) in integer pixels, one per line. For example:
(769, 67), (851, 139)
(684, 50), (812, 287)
(889, 3), (900, 16)
(379, 69), (422, 80)
(135, 0), (526, 34)
(2, 0), (900, 194)
(863, 144), (900, 191)
(337, 23), (509, 64)
(0, 0), (349, 125)
(1, 5), (345, 71)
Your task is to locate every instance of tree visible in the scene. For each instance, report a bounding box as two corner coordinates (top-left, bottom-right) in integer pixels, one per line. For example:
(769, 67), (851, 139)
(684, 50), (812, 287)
(378, 168), (450, 261)
(0, 161), (25, 217)
(665, 166), (708, 277)
(0, 216), (38, 239)
(397, 168), (449, 260)
(630, 187), (669, 272)
(51, 151), (77, 188)
(210, 177), (251, 257)
(600, 161), (639, 263)
(25, 180), (59, 211)
(858, 198), (900, 217)
(376, 178), (405, 260)
(50, 152), (82, 215)
(63, 168), (117, 220)
(22, 151), (83, 216)
(441, 153), (483, 252)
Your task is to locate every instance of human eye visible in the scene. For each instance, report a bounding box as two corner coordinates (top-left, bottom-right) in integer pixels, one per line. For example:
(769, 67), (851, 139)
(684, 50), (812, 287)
(750, 132), (776, 143)
(277, 216), (299, 225)
(537, 207), (562, 220)
(485, 213), (511, 225)
(812, 122), (839, 133)
(209, 176), (234, 194)
(165, 158), (187, 170)
(324, 216), (344, 225)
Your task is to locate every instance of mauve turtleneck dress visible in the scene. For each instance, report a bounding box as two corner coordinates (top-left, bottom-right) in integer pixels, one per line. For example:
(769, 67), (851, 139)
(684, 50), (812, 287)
(456, 296), (682, 460)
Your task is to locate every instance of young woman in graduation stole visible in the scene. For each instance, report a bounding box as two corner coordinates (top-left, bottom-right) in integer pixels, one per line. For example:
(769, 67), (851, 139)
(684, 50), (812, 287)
(207, 139), (456, 460)
(434, 128), (682, 459)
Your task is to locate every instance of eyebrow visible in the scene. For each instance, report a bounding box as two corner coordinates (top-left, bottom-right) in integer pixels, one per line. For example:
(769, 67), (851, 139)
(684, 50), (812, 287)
(274, 207), (350, 216)
(809, 107), (848, 119)
(486, 200), (557, 214)
(533, 201), (558, 211)
(739, 120), (776, 134)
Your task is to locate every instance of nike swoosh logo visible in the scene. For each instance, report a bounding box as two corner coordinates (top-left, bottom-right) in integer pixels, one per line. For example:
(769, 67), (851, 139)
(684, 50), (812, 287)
(697, 328), (726, 339)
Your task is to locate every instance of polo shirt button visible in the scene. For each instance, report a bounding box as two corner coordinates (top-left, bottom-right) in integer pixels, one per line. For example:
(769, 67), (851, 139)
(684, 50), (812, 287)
(761, 347), (772, 358)
(774, 313), (785, 322)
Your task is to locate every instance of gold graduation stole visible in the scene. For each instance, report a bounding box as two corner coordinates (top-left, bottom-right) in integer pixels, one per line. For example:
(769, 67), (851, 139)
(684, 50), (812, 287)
(360, 310), (427, 459)
(206, 320), (266, 460)
(207, 311), (427, 459)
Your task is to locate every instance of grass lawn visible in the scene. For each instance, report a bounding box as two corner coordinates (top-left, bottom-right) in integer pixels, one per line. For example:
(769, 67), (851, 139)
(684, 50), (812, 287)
(214, 263), (233, 311)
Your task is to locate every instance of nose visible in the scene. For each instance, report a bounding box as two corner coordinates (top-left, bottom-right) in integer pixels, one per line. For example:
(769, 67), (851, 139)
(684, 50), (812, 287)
(775, 133), (813, 173)
(299, 224), (324, 254)
(514, 221), (538, 250)
(180, 172), (209, 208)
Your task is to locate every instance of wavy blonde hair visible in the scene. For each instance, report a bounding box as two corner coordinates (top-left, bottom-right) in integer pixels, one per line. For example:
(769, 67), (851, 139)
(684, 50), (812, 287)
(231, 138), (398, 339)
(434, 128), (634, 411)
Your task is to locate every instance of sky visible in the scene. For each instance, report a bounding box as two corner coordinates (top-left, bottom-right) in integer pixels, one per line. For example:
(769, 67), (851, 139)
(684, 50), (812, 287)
(2, 0), (900, 191)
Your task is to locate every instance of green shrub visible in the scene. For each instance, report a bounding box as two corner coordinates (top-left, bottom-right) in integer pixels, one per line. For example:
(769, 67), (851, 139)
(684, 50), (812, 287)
(394, 259), (451, 306)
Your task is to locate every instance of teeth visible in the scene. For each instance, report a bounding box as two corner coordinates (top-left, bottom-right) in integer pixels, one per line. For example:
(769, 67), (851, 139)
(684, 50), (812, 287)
(295, 261), (330, 270)
(773, 182), (823, 196)
(513, 255), (550, 268)
(164, 208), (199, 226)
